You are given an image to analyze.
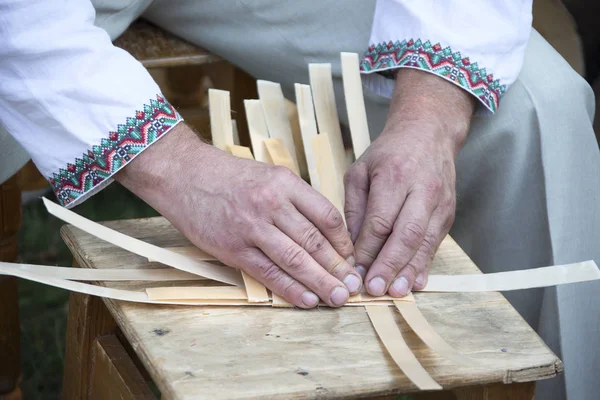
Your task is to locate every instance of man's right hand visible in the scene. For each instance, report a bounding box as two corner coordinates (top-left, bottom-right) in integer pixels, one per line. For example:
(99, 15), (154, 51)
(116, 123), (360, 308)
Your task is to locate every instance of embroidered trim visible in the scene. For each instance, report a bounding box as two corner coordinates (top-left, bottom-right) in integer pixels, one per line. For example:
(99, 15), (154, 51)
(49, 95), (182, 207)
(360, 39), (506, 112)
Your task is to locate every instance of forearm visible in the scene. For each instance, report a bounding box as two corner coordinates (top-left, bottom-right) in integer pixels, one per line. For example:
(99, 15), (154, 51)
(115, 123), (215, 221)
(384, 69), (476, 157)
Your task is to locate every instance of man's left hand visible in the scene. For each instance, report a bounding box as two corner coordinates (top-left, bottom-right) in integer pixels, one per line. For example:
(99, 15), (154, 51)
(344, 68), (475, 297)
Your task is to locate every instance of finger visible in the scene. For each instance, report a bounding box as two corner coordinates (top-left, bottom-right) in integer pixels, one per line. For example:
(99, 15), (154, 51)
(255, 225), (350, 307)
(344, 165), (369, 243)
(354, 173), (409, 275)
(289, 180), (354, 261)
(413, 269), (430, 291)
(394, 208), (452, 294)
(273, 206), (362, 294)
(234, 247), (319, 309)
(365, 187), (437, 296)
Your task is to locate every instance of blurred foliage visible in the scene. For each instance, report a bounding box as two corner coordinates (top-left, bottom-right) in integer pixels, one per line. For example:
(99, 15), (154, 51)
(18, 183), (158, 399)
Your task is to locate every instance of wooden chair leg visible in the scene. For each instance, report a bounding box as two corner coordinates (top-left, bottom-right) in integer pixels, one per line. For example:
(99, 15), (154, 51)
(62, 260), (117, 400)
(89, 335), (155, 400)
(0, 174), (22, 398)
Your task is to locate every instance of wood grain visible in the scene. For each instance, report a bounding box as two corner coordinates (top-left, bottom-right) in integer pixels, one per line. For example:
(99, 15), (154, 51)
(114, 20), (220, 69)
(340, 52), (371, 159)
(90, 335), (155, 400)
(60, 218), (562, 400)
(309, 63), (347, 176)
(257, 80), (300, 171)
(295, 83), (321, 190)
(62, 260), (118, 400)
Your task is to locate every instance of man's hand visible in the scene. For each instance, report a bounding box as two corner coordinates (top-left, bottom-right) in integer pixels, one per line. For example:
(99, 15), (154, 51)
(345, 69), (475, 297)
(117, 124), (361, 308)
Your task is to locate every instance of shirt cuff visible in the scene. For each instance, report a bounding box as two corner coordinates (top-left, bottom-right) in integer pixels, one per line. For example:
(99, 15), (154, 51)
(360, 39), (507, 114)
(48, 95), (183, 208)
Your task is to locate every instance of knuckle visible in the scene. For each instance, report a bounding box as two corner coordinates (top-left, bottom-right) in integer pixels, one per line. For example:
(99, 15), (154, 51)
(280, 245), (308, 271)
(378, 257), (403, 277)
(300, 226), (325, 255)
(273, 165), (297, 184)
(399, 221), (426, 249)
(256, 260), (283, 283)
(356, 246), (379, 265)
(343, 169), (357, 187)
(279, 279), (298, 300)
(250, 184), (281, 211)
(389, 157), (416, 181)
(402, 262), (420, 280)
(367, 214), (394, 239)
(420, 232), (438, 253)
(321, 205), (345, 231)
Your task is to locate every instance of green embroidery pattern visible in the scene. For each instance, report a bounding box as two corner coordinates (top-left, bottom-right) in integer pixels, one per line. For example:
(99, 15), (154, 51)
(361, 39), (506, 112)
(49, 95), (182, 206)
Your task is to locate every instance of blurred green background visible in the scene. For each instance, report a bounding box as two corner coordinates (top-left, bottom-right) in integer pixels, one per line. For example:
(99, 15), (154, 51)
(18, 183), (158, 399)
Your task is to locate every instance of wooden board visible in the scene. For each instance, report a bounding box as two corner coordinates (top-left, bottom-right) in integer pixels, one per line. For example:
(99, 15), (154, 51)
(61, 218), (562, 400)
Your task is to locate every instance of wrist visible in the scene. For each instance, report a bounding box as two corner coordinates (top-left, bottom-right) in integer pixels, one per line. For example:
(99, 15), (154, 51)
(115, 123), (213, 209)
(384, 68), (476, 157)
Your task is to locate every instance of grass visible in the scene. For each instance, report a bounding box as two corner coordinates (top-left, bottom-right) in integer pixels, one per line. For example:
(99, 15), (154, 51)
(17, 183), (158, 399)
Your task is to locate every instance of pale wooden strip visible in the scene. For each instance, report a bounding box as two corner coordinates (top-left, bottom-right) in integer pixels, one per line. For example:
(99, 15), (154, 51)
(394, 300), (481, 366)
(347, 292), (417, 304)
(244, 99), (270, 163)
(0, 264), (267, 306)
(309, 63), (347, 176)
(150, 246), (216, 262)
(340, 52), (371, 159)
(365, 305), (443, 391)
(0, 263), (398, 307)
(146, 286), (248, 300)
(264, 138), (301, 176)
(227, 144), (255, 160)
(312, 134), (345, 215)
(241, 271), (270, 303)
(208, 89), (234, 150)
(43, 198), (244, 287)
(285, 98), (309, 180)
(271, 293), (293, 308)
(0, 262), (202, 281)
(257, 80), (300, 170)
(294, 83), (321, 191)
(421, 261), (600, 292)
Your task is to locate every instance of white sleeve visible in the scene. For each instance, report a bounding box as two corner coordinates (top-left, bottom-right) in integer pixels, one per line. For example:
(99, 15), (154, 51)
(360, 0), (533, 113)
(0, 0), (183, 207)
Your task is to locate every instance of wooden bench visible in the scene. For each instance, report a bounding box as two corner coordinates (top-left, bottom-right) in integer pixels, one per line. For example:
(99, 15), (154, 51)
(59, 217), (560, 400)
(0, 19), (255, 400)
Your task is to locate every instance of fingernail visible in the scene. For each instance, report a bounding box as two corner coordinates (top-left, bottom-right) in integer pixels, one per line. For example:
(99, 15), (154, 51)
(355, 265), (367, 279)
(343, 274), (361, 293)
(301, 291), (319, 308)
(415, 273), (426, 288)
(330, 286), (349, 306)
(368, 276), (387, 296)
(391, 277), (409, 296)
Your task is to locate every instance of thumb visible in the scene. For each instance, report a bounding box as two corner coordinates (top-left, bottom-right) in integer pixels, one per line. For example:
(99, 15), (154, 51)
(344, 164), (369, 243)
